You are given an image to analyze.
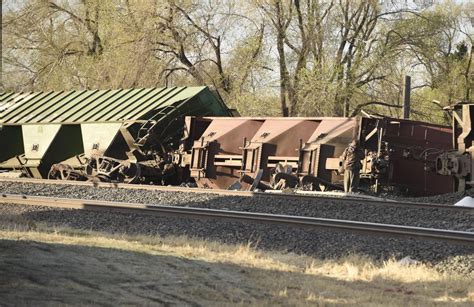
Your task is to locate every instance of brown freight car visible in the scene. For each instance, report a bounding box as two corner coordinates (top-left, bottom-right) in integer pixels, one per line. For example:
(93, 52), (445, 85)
(177, 116), (453, 196)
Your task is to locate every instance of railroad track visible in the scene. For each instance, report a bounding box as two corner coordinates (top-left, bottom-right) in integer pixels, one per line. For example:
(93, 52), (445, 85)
(1, 193), (473, 245)
(0, 177), (469, 211)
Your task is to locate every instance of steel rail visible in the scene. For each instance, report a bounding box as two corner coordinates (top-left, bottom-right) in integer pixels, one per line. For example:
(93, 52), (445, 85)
(1, 193), (473, 245)
(0, 177), (469, 211)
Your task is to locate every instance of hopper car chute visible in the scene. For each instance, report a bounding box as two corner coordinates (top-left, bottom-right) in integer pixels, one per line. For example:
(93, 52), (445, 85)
(0, 87), (233, 182)
(0, 86), (463, 196)
(177, 116), (453, 196)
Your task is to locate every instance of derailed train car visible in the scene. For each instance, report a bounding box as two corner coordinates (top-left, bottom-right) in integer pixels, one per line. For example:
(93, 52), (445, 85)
(176, 116), (453, 196)
(0, 87), (233, 182)
(0, 86), (456, 196)
(436, 101), (474, 192)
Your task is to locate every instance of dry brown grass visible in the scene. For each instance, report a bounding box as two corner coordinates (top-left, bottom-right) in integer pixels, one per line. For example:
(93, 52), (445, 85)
(1, 221), (473, 306)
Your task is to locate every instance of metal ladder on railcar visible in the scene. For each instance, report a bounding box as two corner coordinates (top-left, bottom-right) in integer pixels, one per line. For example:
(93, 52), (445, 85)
(134, 105), (181, 147)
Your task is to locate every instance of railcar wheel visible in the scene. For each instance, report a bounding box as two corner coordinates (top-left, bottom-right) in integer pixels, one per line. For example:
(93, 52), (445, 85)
(121, 162), (141, 184)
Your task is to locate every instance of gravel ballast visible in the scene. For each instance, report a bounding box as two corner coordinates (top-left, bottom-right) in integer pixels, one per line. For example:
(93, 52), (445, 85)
(1, 203), (472, 276)
(1, 181), (473, 275)
(0, 182), (472, 231)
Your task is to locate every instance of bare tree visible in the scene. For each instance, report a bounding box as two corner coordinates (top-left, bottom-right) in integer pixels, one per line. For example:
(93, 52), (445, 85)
(150, 1), (264, 98)
(258, 0), (334, 116)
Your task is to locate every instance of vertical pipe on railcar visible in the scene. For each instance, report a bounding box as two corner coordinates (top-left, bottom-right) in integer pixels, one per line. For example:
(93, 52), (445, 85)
(403, 75), (411, 119)
(375, 121), (384, 194)
(241, 137), (247, 177)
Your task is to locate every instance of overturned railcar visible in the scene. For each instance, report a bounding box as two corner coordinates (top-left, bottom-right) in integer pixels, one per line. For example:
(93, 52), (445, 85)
(0, 86), (456, 196)
(0, 87), (233, 182)
(178, 116), (453, 196)
(436, 101), (474, 192)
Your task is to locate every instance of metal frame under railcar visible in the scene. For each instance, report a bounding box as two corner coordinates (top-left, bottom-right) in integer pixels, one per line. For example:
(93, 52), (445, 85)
(178, 116), (453, 196)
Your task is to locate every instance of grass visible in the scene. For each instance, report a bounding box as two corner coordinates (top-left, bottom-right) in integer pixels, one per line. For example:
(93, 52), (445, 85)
(1, 221), (473, 306)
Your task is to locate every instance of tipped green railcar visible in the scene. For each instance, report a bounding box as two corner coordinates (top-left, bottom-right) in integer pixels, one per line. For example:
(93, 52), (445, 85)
(0, 86), (233, 183)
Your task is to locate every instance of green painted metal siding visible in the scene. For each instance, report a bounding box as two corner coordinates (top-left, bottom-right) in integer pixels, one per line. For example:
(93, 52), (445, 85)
(0, 125), (24, 165)
(0, 86), (230, 125)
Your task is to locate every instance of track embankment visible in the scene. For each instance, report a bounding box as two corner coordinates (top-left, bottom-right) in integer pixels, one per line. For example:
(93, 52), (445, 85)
(0, 187), (473, 275)
(0, 179), (471, 232)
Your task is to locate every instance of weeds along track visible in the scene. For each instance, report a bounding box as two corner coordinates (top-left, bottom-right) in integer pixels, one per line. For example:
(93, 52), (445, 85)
(0, 178), (472, 231)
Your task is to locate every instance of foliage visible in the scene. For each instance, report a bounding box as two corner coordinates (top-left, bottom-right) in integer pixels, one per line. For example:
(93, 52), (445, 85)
(1, 0), (473, 123)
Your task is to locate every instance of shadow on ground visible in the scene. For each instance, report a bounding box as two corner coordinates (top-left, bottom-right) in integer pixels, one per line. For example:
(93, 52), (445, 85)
(0, 239), (470, 306)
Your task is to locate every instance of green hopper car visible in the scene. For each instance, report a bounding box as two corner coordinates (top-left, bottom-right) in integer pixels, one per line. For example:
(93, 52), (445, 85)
(0, 86), (233, 183)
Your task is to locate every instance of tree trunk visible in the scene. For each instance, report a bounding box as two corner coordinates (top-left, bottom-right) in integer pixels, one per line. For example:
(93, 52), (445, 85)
(277, 32), (289, 117)
(275, 1), (290, 117)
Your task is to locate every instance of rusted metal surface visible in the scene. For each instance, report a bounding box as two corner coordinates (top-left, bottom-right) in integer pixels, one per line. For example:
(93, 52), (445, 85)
(360, 117), (453, 195)
(299, 118), (358, 187)
(0, 84), (459, 195)
(187, 118), (264, 189)
(183, 116), (453, 196)
(243, 119), (320, 188)
(436, 102), (474, 191)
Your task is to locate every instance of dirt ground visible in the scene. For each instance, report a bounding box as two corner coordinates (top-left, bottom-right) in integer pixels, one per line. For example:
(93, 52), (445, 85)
(1, 237), (257, 305)
(0, 228), (473, 306)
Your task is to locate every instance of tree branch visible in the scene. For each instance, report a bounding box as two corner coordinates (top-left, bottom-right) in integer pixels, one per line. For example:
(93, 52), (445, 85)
(350, 101), (402, 117)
